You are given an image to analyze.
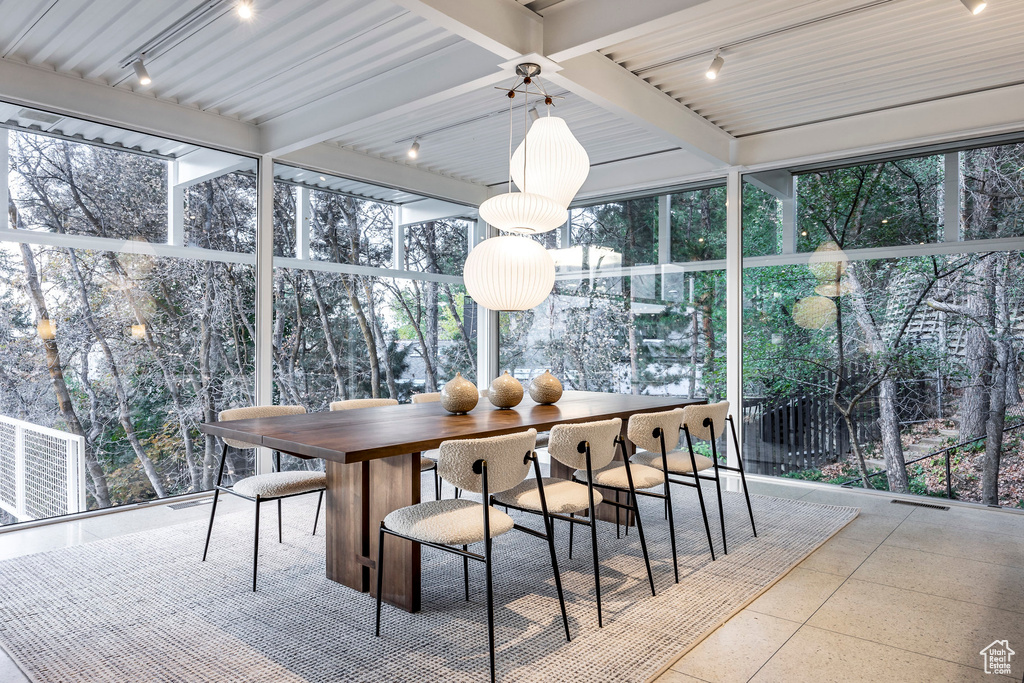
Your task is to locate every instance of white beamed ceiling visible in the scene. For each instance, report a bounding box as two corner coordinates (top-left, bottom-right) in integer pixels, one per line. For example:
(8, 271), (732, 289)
(329, 85), (675, 186)
(603, 0), (1024, 137)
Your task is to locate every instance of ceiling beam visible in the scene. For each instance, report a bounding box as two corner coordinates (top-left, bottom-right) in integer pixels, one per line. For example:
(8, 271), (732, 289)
(542, 0), (713, 63)
(573, 149), (725, 201)
(546, 52), (735, 165)
(257, 41), (502, 157)
(0, 58), (259, 155)
(391, 0), (542, 60)
(280, 143), (488, 207)
(737, 83), (1024, 170)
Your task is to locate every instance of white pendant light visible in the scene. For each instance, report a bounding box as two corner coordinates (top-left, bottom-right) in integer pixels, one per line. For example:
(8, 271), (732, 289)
(478, 191), (567, 235)
(510, 116), (590, 208)
(464, 236), (555, 311)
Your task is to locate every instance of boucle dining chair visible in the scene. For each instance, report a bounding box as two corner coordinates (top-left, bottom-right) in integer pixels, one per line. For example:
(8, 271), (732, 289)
(410, 392), (441, 404)
(628, 408), (717, 566)
(202, 405), (327, 591)
(410, 393), (443, 498)
(643, 402), (757, 555)
(374, 429), (569, 683)
(332, 398), (441, 500)
(492, 417), (655, 628)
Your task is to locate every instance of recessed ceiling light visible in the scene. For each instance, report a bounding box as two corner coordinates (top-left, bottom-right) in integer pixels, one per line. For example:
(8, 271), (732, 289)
(960, 0), (986, 14)
(237, 1), (254, 19)
(132, 58), (151, 86)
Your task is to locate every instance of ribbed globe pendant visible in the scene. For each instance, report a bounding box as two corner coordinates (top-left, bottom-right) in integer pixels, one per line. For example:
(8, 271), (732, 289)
(463, 236), (555, 311)
(510, 116), (590, 208)
(478, 191), (567, 234)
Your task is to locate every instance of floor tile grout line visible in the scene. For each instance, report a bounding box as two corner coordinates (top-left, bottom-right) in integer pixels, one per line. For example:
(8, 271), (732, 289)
(828, 574), (1024, 615)
(877, 539), (1024, 571)
(744, 507), (909, 682)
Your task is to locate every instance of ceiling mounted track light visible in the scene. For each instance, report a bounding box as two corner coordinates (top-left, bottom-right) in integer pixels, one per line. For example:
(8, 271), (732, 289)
(706, 50), (724, 80)
(237, 0), (254, 19)
(407, 139), (420, 159)
(959, 0), (986, 13)
(132, 57), (151, 85)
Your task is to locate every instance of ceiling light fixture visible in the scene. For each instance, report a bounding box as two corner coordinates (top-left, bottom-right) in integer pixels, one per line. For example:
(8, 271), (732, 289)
(706, 50), (724, 80)
(467, 62), (591, 311)
(408, 140), (420, 159)
(959, 0), (986, 13)
(132, 57), (152, 85)
(237, 0), (254, 19)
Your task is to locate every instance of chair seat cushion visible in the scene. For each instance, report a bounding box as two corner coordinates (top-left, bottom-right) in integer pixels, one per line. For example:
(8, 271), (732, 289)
(575, 463), (664, 490)
(492, 477), (602, 514)
(232, 471), (326, 498)
(420, 456), (436, 471)
(384, 499), (514, 546)
(632, 449), (715, 474)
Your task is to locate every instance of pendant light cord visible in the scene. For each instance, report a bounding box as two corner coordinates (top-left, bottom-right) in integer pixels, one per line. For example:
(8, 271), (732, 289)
(522, 76), (529, 194)
(507, 84), (514, 194)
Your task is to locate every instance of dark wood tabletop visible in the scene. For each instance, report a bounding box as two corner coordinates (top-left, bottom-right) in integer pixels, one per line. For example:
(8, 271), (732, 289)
(199, 391), (705, 464)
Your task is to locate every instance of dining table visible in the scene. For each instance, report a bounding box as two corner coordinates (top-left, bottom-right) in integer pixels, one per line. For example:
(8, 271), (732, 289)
(200, 390), (705, 612)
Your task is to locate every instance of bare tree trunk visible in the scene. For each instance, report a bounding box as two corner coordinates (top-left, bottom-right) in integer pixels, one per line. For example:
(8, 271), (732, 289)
(959, 257), (995, 439)
(689, 303), (699, 398)
(307, 271), (349, 400)
(425, 281), (439, 390)
(388, 280), (437, 389)
(627, 306), (640, 394)
(982, 253), (1011, 505)
(845, 263), (909, 492)
(68, 250), (166, 498)
(198, 261), (219, 489)
(11, 206), (110, 506)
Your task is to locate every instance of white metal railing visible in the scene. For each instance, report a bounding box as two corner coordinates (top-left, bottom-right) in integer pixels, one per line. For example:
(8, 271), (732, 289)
(0, 415), (86, 522)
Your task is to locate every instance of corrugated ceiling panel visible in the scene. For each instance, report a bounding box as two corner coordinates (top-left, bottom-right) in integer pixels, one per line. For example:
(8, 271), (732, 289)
(603, 0), (1024, 136)
(330, 85), (675, 186)
(0, 0), (461, 125)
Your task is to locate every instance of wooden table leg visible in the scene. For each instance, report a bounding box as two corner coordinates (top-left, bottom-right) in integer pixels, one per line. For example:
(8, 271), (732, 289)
(325, 454), (422, 613)
(368, 452), (421, 613)
(326, 460), (369, 592)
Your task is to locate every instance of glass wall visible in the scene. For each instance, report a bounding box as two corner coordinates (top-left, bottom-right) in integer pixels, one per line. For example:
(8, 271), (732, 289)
(501, 188), (726, 400)
(271, 168), (477, 424)
(742, 142), (1024, 508)
(0, 124), (257, 525)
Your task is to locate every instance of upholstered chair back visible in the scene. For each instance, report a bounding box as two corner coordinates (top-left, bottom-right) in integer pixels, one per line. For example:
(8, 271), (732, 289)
(681, 401), (730, 442)
(218, 405), (307, 449)
(329, 398), (399, 411)
(627, 408), (685, 454)
(548, 418), (621, 471)
(438, 429), (536, 494)
(411, 393), (441, 404)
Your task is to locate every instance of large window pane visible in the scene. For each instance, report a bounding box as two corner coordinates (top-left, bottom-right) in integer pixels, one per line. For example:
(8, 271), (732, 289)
(1, 130), (256, 526)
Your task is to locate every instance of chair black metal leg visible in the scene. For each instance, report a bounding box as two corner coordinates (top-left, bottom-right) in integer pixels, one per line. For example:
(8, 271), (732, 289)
(434, 467), (441, 501)
(455, 487), (461, 499)
(568, 512), (575, 559)
(202, 488), (220, 561)
(312, 490), (324, 536)
(484, 537), (497, 683)
(544, 515), (571, 641)
(691, 475), (716, 561)
(462, 545), (470, 601)
(252, 496), (261, 592)
(375, 524), (386, 636)
(663, 480), (680, 583)
(615, 498), (621, 539)
(664, 494), (669, 520)
(277, 498), (283, 544)
(589, 507), (603, 628)
(713, 469), (727, 555)
(630, 491), (656, 596)
(729, 418), (757, 537)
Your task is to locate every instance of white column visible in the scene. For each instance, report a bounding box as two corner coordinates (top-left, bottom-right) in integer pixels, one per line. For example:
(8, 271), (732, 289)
(725, 168), (743, 471)
(254, 154), (275, 474)
(474, 218), (499, 387)
(944, 152), (961, 242)
(393, 205), (406, 270)
(295, 186), (311, 260)
(0, 131), (9, 231)
(781, 175), (797, 254)
(167, 160), (184, 246)
(658, 194), (671, 264)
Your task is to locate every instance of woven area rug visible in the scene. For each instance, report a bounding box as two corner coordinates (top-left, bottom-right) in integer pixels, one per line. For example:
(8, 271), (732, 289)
(0, 487), (857, 683)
